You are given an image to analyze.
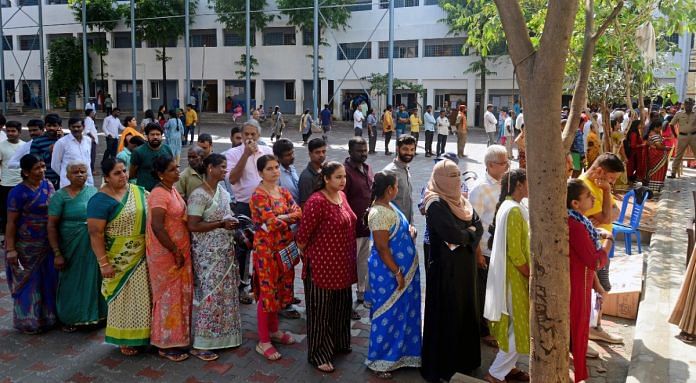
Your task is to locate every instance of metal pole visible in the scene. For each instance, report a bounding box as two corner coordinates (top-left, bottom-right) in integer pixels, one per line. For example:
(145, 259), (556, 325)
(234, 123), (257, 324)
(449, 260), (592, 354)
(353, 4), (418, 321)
(0, 4), (6, 115)
(130, 0), (137, 118)
(245, 0), (250, 119)
(82, 0), (89, 107)
(387, 0), (394, 107)
(313, 0), (318, 116)
(185, 0), (190, 110)
(38, 0), (46, 115)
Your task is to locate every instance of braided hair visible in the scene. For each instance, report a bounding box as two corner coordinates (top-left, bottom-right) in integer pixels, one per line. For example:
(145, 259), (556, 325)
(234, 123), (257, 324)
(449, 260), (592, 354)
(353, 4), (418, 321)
(487, 168), (527, 250)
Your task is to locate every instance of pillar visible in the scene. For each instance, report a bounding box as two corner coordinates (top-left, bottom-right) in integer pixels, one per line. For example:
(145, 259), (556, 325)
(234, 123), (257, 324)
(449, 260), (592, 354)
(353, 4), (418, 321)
(467, 78), (476, 128)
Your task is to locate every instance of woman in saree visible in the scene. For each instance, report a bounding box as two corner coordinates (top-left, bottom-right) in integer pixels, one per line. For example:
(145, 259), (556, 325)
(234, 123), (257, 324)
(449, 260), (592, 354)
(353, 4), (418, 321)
(87, 157), (151, 356)
(250, 154), (302, 361)
(624, 120), (647, 183)
(146, 156), (193, 362)
(609, 118), (629, 189)
(5, 154), (57, 334)
(586, 122), (601, 170)
(47, 160), (105, 332)
(644, 122), (671, 193)
(365, 171), (421, 379)
(187, 153), (242, 361)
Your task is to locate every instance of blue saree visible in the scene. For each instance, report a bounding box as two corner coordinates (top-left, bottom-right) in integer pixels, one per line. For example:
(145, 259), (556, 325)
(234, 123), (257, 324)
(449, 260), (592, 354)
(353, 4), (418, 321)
(365, 203), (422, 372)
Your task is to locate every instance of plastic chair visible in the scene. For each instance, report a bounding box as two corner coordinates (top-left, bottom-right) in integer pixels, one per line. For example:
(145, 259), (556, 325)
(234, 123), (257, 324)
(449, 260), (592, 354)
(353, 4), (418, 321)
(611, 189), (649, 257)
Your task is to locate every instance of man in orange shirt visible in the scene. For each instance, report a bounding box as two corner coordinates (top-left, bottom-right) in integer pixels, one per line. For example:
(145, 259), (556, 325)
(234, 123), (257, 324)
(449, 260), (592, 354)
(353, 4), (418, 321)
(382, 105), (394, 155)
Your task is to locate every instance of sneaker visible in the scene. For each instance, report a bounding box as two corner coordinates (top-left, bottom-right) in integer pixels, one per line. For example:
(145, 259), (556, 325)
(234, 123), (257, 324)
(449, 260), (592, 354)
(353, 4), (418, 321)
(589, 327), (624, 344)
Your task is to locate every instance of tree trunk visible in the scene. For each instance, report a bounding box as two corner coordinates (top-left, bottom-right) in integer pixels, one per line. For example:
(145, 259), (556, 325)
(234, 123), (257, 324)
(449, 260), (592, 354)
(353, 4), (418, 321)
(601, 100), (612, 152)
(479, 57), (487, 129)
(162, 45), (168, 110)
(494, 0), (579, 380)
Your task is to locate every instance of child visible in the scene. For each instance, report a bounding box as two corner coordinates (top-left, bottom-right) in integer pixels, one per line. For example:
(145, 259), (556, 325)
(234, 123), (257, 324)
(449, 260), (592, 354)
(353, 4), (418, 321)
(567, 179), (613, 382)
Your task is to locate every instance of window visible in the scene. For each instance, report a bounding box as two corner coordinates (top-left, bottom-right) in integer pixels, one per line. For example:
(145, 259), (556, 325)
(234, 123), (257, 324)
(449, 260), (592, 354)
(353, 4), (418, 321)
(424, 0), (438, 5)
(150, 81), (160, 99)
(350, 0), (372, 11)
(337, 42), (371, 60)
(263, 27), (296, 46)
(18, 0), (38, 5)
(146, 37), (177, 48)
(424, 38), (465, 57)
(190, 29), (216, 47)
(18, 35), (39, 51)
(112, 32), (142, 48)
(380, 0), (418, 8)
(284, 81), (295, 100)
(3, 36), (12, 51)
(302, 28), (313, 46)
(1, 0), (10, 8)
(224, 30), (255, 46)
(47, 0), (69, 4)
(378, 40), (418, 59)
(47, 33), (73, 48)
(77, 33), (108, 49)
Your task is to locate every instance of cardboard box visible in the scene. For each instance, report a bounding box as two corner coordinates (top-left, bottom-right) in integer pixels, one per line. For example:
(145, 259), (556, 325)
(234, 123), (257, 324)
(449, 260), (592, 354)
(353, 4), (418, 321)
(602, 254), (644, 320)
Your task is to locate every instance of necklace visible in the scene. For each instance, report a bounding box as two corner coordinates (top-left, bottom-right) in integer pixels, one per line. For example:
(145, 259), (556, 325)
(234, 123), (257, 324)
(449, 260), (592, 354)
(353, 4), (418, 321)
(158, 181), (173, 192)
(203, 180), (216, 195)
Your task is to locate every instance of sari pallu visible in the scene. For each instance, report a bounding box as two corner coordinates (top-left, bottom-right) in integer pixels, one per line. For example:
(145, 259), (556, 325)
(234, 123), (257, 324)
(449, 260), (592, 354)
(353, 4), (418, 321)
(6, 180), (57, 333)
(50, 186), (107, 326)
(101, 184), (151, 347)
(646, 134), (669, 192)
(188, 185), (243, 350)
(366, 204), (422, 372)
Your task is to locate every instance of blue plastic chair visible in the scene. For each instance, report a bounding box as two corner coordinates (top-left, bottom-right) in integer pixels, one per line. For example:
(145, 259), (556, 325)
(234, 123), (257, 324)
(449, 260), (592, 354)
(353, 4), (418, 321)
(610, 189), (649, 257)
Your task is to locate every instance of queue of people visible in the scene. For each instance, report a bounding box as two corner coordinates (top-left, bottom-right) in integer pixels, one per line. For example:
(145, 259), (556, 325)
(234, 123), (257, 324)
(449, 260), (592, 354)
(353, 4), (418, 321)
(3, 105), (694, 383)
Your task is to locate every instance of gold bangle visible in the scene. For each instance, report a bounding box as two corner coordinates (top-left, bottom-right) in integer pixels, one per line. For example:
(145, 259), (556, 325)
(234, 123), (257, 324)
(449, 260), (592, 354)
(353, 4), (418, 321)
(99, 262), (110, 268)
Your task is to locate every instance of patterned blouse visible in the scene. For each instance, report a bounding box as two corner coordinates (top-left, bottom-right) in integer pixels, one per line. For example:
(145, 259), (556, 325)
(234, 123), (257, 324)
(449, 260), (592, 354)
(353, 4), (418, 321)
(296, 191), (357, 289)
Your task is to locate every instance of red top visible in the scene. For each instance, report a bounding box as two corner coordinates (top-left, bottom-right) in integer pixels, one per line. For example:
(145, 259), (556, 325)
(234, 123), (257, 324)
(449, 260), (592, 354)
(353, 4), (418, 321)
(296, 191), (357, 289)
(568, 217), (608, 382)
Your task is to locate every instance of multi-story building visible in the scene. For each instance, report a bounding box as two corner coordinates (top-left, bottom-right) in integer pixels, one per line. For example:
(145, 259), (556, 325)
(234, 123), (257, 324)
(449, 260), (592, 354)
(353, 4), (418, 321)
(0, 0), (692, 125)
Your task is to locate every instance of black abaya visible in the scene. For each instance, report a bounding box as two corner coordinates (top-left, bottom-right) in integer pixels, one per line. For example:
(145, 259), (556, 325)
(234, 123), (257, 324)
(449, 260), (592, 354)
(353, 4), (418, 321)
(421, 200), (484, 382)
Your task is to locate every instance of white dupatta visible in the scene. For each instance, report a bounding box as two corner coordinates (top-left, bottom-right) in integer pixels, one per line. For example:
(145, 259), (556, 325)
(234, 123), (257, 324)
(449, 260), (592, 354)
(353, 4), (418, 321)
(484, 199), (528, 322)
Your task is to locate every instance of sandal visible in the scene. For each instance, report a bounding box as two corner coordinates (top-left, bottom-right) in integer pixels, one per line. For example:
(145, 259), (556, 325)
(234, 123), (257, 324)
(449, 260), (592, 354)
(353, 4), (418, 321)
(239, 295), (253, 305)
(159, 349), (189, 362)
(506, 368), (530, 382)
(61, 325), (78, 333)
(119, 346), (139, 356)
(314, 362), (335, 373)
(374, 371), (392, 379)
(482, 336), (499, 348)
(190, 349), (219, 361)
(678, 332), (696, 344)
(280, 309), (301, 319)
(256, 343), (281, 361)
(270, 332), (296, 345)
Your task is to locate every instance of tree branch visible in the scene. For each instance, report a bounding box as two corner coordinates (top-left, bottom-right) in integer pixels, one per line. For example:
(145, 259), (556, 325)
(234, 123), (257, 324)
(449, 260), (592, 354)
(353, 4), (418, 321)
(592, 1), (624, 44)
(492, 0), (535, 71)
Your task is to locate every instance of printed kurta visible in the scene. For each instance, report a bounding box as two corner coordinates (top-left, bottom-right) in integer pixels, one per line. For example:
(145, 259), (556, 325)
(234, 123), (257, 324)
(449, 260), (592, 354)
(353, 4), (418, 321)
(250, 186), (301, 313)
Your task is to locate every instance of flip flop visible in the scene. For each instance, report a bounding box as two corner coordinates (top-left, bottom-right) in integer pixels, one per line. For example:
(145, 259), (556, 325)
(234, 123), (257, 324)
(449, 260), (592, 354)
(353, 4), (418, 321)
(280, 309), (301, 319)
(314, 362), (335, 373)
(506, 368), (530, 382)
(270, 332), (296, 345)
(119, 346), (139, 356)
(159, 349), (189, 362)
(255, 343), (281, 361)
(190, 349), (219, 361)
(61, 325), (78, 333)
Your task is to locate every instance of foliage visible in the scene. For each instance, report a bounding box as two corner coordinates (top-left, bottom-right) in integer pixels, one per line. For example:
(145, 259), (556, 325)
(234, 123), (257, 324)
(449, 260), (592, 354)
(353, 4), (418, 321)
(69, 0), (120, 32)
(234, 54), (260, 79)
(48, 37), (91, 103)
(210, 0), (275, 34)
(362, 73), (425, 97)
(277, 0), (352, 34)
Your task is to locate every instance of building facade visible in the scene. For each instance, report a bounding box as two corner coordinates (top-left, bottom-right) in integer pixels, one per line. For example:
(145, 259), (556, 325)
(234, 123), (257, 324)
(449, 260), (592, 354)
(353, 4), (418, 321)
(0, 0), (691, 125)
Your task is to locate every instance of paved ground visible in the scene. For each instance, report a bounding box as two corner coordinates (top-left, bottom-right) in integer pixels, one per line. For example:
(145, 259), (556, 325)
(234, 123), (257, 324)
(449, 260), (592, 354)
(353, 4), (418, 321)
(0, 115), (635, 382)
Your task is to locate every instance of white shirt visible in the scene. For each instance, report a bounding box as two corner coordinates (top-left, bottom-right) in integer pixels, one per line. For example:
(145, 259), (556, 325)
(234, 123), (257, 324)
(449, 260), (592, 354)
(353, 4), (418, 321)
(469, 172), (502, 256)
(353, 110), (364, 129)
(8, 139), (32, 169)
(436, 116), (450, 135)
(504, 116), (514, 137)
(582, 120), (592, 154)
(515, 113), (524, 129)
(102, 115), (122, 138)
(0, 130), (6, 142)
(596, 114), (604, 134)
(51, 134), (94, 188)
(424, 112), (436, 131)
(0, 139), (24, 186)
(84, 116), (99, 144)
(85, 102), (96, 111)
(484, 111), (498, 133)
(225, 143), (273, 203)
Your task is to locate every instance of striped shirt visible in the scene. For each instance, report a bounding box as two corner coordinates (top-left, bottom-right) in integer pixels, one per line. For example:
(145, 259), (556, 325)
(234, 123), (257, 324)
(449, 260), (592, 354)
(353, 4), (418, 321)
(29, 134), (59, 187)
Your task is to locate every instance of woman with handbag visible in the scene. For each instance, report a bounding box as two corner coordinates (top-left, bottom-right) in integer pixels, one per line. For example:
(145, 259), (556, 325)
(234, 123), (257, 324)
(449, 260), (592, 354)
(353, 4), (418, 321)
(296, 161), (357, 373)
(250, 154), (302, 361)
